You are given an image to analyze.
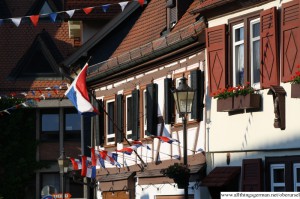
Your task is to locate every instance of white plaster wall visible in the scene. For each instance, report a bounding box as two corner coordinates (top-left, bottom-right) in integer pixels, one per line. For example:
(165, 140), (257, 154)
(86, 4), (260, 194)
(207, 83), (300, 152)
(205, 0), (300, 154)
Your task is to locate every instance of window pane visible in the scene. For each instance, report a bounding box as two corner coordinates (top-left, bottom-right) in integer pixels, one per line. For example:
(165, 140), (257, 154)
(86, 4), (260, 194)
(127, 97), (132, 131)
(235, 27), (244, 42)
(252, 23), (260, 38)
(274, 168), (285, 183)
(65, 113), (81, 131)
(42, 114), (59, 132)
(252, 40), (260, 84)
(235, 44), (244, 85)
(274, 187), (285, 192)
(108, 101), (114, 135)
(297, 168), (300, 182)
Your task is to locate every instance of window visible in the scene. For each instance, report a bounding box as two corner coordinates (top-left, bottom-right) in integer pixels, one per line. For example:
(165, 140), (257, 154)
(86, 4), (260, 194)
(41, 109), (59, 141)
(64, 108), (81, 141)
(233, 23), (244, 86)
(68, 21), (82, 47)
(143, 89), (148, 137)
(266, 156), (300, 191)
(294, 163), (300, 191)
(229, 13), (260, 87)
(207, 8), (278, 96)
(250, 18), (260, 88)
(270, 164), (285, 192)
(106, 99), (115, 145)
(41, 173), (60, 194)
(40, 108), (81, 141)
(126, 95), (132, 140)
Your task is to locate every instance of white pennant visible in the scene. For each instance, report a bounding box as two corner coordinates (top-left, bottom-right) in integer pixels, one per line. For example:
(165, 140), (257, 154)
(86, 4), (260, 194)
(11, 17), (22, 27)
(66, 10), (75, 18)
(119, 1), (129, 12)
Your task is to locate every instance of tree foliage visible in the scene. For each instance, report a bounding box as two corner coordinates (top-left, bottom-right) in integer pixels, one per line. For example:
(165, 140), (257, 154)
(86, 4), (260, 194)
(0, 98), (46, 199)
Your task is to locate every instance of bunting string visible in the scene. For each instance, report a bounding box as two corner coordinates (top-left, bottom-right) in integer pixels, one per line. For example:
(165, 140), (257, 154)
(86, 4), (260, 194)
(0, 0), (147, 27)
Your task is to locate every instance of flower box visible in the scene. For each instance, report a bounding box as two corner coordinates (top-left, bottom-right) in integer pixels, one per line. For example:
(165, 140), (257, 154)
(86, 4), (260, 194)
(217, 94), (261, 112)
(233, 93), (261, 110)
(291, 84), (300, 98)
(217, 97), (234, 112)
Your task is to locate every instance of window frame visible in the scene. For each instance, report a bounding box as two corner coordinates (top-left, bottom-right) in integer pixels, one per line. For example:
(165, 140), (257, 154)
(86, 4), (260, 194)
(250, 18), (261, 89)
(270, 164), (285, 192)
(142, 88), (148, 138)
(64, 108), (81, 141)
(104, 96), (116, 146)
(40, 108), (60, 141)
(125, 92), (133, 141)
(266, 156), (300, 192)
(293, 163), (300, 191)
(228, 11), (261, 88)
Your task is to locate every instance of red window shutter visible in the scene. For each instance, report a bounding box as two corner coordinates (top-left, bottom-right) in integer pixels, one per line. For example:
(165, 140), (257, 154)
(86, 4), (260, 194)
(206, 24), (227, 97)
(242, 159), (263, 191)
(260, 7), (279, 88)
(281, 0), (300, 82)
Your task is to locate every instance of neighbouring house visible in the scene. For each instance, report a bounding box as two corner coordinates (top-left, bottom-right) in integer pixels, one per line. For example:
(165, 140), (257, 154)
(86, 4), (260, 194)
(0, 0), (123, 198)
(62, 0), (208, 198)
(193, 0), (300, 198)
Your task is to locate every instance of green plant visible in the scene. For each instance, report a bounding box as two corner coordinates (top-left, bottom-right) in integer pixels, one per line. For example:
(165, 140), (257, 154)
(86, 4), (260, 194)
(290, 64), (300, 84)
(161, 163), (190, 188)
(213, 82), (255, 99)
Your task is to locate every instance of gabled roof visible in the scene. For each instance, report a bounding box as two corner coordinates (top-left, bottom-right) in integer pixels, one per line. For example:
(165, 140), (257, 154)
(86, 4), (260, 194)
(0, 0), (11, 19)
(62, 0), (204, 84)
(9, 29), (64, 79)
(85, 0), (205, 84)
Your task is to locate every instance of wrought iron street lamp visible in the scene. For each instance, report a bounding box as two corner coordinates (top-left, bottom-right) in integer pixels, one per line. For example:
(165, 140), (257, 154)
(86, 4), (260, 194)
(58, 150), (69, 199)
(172, 76), (195, 199)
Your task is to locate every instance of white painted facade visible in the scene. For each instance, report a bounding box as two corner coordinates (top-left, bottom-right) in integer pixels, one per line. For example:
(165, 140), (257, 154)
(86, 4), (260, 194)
(204, 0), (300, 194)
(95, 52), (207, 198)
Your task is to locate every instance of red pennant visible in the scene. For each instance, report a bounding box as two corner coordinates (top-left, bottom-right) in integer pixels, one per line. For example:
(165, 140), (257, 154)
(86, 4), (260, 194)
(138, 0), (144, 7)
(83, 7), (94, 15)
(29, 15), (39, 27)
(53, 89), (58, 95)
(34, 98), (41, 102)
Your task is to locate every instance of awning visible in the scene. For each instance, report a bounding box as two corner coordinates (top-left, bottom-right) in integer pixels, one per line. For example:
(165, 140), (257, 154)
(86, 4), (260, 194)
(201, 166), (241, 187)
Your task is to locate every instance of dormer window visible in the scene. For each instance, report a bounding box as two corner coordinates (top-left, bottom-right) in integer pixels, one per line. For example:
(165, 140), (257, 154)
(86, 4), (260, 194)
(166, 0), (177, 32)
(68, 21), (82, 47)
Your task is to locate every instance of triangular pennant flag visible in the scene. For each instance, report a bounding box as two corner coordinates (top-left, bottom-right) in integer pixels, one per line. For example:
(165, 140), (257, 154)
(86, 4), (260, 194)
(91, 148), (97, 166)
(138, 0), (144, 7)
(11, 17), (22, 27)
(86, 165), (96, 179)
(102, 4), (110, 13)
(81, 155), (87, 177)
(49, 13), (58, 22)
(119, 2), (129, 12)
(29, 15), (39, 26)
(132, 140), (151, 150)
(154, 136), (180, 144)
(83, 7), (94, 15)
(0, 19), (3, 26)
(66, 10), (75, 18)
